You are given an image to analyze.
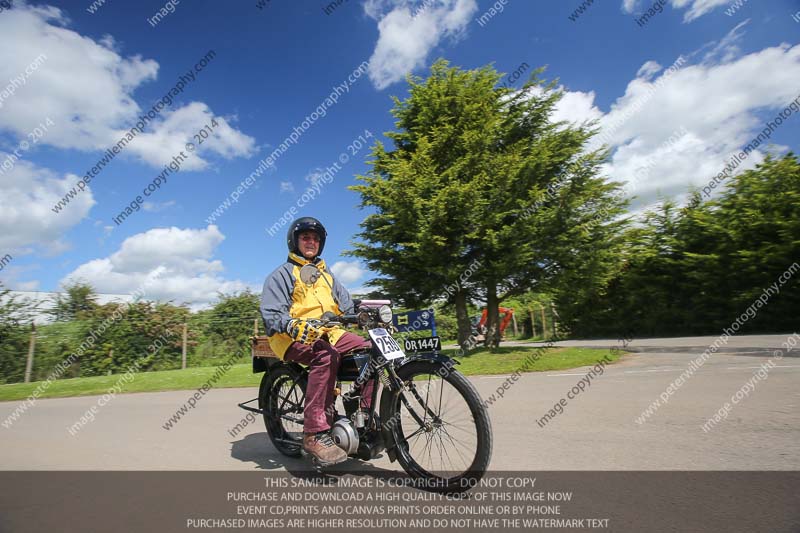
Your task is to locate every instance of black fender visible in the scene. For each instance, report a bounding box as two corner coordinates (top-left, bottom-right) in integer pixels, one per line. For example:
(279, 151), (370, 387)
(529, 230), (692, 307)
(397, 351), (460, 368)
(379, 352), (460, 462)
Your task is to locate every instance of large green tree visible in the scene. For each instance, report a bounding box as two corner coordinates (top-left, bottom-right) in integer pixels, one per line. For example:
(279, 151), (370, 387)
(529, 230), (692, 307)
(350, 59), (627, 347)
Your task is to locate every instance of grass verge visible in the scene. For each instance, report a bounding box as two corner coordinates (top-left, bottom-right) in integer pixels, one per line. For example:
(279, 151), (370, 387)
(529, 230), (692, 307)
(0, 347), (620, 402)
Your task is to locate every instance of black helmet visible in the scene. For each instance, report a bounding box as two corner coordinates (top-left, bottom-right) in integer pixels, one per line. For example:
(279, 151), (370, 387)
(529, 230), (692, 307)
(286, 217), (327, 257)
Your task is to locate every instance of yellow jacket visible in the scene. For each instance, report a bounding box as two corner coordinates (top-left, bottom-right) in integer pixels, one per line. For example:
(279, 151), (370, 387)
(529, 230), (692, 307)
(259, 252), (353, 358)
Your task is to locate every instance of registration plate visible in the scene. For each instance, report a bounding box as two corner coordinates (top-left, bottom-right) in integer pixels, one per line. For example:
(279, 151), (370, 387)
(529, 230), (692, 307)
(403, 336), (441, 352)
(368, 328), (406, 360)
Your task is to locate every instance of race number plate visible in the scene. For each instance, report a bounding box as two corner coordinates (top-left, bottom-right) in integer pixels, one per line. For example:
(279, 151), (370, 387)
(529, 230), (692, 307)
(368, 328), (405, 360)
(403, 336), (441, 352)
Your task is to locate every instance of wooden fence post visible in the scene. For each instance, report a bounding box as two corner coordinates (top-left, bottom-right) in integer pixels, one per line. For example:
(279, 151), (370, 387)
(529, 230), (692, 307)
(529, 308), (536, 338)
(540, 306), (547, 340)
(181, 323), (188, 370)
(24, 322), (36, 383)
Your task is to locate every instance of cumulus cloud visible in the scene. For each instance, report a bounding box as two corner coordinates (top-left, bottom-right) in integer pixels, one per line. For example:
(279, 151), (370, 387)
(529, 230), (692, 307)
(623, 0), (734, 22)
(123, 104), (256, 170)
(364, 0), (478, 90)
(0, 158), (94, 254)
(330, 261), (366, 286)
(553, 24), (800, 209)
(61, 226), (250, 308)
(0, 4), (254, 171)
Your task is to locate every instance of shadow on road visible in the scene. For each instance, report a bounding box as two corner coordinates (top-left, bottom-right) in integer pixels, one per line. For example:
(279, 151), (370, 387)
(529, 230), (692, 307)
(230, 432), (406, 483)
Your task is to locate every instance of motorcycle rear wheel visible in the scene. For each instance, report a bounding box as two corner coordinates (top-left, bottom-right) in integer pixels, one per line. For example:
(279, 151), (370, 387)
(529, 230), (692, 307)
(262, 364), (307, 457)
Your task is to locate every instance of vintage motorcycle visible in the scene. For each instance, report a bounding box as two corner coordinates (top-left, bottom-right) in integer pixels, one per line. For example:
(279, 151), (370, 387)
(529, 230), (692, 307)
(240, 295), (492, 493)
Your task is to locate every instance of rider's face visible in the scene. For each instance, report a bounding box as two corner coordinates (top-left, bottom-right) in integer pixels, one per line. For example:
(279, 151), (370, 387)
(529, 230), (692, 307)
(298, 230), (320, 259)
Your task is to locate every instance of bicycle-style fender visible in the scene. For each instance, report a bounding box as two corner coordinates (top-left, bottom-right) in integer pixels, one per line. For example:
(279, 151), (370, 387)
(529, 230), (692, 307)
(396, 352), (460, 368)
(379, 353), (460, 462)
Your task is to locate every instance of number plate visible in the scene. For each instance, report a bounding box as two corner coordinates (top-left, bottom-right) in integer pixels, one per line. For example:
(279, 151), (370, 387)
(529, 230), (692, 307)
(403, 336), (442, 352)
(368, 328), (405, 360)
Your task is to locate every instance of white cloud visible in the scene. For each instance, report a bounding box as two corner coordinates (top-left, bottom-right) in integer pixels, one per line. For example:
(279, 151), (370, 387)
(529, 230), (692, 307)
(364, 0), (478, 90)
(555, 26), (800, 209)
(330, 260), (366, 286)
(0, 4), (255, 171)
(123, 104), (256, 170)
(142, 200), (176, 212)
(623, 0), (733, 22)
(61, 226), (249, 308)
(305, 169), (324, 187)
(280, 181), (295, 193)
(0, 158), (94, 254)
(550, 88), (604, 126)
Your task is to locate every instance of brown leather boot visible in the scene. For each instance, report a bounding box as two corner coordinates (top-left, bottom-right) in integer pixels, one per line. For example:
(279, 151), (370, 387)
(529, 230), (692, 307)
(302, 431), (347, 466)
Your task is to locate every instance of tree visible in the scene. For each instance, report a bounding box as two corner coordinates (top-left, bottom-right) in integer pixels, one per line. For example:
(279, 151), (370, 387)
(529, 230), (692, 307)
(51, 282), (98, 322)
(350, 59), (627, 348)
(0, 283), (35, 384)
(193, 290), (261, 359)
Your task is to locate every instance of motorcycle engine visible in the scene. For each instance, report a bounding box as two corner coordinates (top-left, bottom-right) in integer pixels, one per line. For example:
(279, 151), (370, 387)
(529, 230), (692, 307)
(330, 418), (359, 455)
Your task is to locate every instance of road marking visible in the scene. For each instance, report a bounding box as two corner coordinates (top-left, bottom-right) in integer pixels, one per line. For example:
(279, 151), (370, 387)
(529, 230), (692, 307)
(623, 369), (683, 374)
(726, 365), (800, 369)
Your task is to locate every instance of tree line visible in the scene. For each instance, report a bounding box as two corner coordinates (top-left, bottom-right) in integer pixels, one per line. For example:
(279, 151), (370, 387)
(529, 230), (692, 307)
(0, 287), (260, 384)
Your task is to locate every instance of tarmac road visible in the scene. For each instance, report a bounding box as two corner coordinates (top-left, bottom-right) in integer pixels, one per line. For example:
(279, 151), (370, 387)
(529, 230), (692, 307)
(1, 334), (798, 472)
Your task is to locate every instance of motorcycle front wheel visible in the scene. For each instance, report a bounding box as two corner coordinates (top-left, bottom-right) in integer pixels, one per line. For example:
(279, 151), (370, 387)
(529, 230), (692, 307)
(385, 360), (492, 492)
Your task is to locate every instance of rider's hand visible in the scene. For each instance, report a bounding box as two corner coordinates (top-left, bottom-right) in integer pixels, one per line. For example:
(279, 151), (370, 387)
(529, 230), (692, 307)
(286, 318), (321, 345)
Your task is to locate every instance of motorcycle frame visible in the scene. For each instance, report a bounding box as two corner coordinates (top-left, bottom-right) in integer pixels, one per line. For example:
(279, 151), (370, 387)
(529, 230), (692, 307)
(240, 339), (459, 464)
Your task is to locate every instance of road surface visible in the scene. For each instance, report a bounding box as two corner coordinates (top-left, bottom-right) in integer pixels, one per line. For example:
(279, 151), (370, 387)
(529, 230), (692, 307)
(1, 334), (798, 471)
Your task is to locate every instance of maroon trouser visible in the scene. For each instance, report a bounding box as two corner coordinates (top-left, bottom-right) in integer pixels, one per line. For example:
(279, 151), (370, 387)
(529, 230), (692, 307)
(283, 331), (374, 434)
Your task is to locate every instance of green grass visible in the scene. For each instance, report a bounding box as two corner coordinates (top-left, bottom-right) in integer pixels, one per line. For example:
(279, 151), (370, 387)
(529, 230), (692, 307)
(448, 346), (619, 375)
(0, 347), (620, 402)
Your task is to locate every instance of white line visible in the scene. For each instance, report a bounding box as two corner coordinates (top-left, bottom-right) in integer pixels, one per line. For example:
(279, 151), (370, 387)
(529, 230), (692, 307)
(726, 365), (800, 370)
(623, 369), (683, 374)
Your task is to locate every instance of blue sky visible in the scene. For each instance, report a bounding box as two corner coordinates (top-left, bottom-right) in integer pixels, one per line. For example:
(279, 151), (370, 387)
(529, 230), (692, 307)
(1, 0), (799, 307)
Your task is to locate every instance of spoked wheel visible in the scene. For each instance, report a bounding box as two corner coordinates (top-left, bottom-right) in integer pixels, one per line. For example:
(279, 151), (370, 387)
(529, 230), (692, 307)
(262, 364), (307, 457)
(386, 360), (492, 492)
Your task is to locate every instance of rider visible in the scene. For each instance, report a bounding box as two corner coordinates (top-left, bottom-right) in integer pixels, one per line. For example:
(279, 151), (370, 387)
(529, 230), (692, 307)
(260, 217), (372, 466)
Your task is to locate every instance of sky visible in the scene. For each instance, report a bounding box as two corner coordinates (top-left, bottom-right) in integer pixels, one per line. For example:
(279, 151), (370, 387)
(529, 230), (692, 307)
(0, 0), (798, 309)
